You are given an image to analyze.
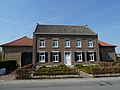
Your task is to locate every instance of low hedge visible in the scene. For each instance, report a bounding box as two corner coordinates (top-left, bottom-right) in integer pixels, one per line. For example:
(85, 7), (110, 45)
(74, 64), (101, 74)
(0, 60), (17, 73)
(16, 69), (33, 79)
(34, 65), (78, 76)
(91, 67), (120, 75)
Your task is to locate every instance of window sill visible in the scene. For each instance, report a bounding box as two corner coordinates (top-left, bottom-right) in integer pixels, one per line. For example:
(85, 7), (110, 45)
(65, 47), (70, 48)
(38, 61), (45, 63)
(88, 47), (94, 48)
(77, 60), (83, 62)
(52, 61), (59, 63)
(89, 60), (95, 62)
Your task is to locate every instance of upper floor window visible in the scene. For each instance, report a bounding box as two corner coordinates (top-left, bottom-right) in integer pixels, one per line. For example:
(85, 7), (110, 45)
(52, 38), (58, 48)
(65, 39), (70, 48)
(88, 39), (93, 48)
(76, 38), (81, 48)
(39, 38), (45, 48)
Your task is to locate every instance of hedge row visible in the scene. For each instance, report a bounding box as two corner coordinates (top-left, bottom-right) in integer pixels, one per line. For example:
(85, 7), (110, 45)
(34, 65), (78, 76)
(16, 69), (33, 79)
(91, 67), (120, 74)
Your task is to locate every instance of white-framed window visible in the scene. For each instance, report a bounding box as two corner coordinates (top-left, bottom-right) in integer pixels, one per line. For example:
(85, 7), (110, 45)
(87, 52), (95, 61)
(52, 38), (58, 48)
(76, 52), (82, 62)
(88, 39), (93, 48)
(76, 38), (81, 48)
(52, 52), (59, 62)
(39, 52), (45, 62)
(65, 39), (70, 48)
(39, 38), (45, 48)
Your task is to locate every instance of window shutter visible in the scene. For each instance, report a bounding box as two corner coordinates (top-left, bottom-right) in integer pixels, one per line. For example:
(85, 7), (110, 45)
(59, 52), (61, 62)
(36, 52), (39, 63)
(82, 52), (85, 62)
(99, 52), (102, 61)
(50, 52), (53, 62)
(74, 52), (77, 62)
(45, 52), (48, 62)
(94, 52), (96, 61)
(87, 52), (89, 61)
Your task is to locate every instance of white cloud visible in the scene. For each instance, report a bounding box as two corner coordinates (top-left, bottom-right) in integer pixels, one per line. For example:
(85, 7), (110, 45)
(43, 16), (62, 23)
(0, 17), (22, 26)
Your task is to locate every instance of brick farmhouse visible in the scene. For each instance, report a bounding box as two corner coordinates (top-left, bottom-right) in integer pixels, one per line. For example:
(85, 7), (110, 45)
(0, 24), (117, 67)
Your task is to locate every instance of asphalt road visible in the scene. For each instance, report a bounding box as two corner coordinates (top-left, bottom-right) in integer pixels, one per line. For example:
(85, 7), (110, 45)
(0, 77), (120, 90)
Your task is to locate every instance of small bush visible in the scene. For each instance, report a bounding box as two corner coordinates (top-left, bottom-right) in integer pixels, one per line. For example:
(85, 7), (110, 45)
(57, 64), (68, 69)
(74, 64), (83, 69)
(0, 60), (17, 73)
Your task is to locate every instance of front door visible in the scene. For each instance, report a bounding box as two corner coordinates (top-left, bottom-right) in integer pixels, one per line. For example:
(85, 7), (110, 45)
(64, 52), (71, 65)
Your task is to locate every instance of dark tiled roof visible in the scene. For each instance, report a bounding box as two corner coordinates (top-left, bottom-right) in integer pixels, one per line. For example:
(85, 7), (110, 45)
(98, 41), (116, 47)
(34, 25), (97, 35)
(0, 36), (32, 47)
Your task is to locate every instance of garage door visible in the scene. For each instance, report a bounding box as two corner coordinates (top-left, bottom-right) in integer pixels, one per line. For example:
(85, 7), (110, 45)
(21, 52), (32, 67)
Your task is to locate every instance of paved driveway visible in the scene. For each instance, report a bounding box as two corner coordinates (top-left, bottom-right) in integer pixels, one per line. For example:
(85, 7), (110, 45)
(0, 70), (16, 81)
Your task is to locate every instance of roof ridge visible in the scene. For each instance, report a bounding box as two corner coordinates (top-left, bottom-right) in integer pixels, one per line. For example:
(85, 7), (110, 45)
(37, 24), (86, 27)
(0, 36), (30, 46)
(98, 40), (116, 47)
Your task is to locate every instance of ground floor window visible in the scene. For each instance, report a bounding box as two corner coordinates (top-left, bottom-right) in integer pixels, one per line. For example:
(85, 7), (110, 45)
(39, 52), (45, 62)
(38, 52), (48, 63)
(87, 52), (96, 61)
(75, 52), (82, 62)
(51, 52), (61, 62)
(75, 52), (85, 62)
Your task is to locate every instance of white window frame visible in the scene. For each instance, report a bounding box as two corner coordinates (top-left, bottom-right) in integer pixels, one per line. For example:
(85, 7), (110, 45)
(76, 51), (82, 62)
(88, 39), (93, 48)
(52, 38), (58, 48)
(38, 51), (46, 63)
(39, 38), (45, 48)
(88, 51), (94, 61)
(76, 38), (81, 48)
(65, 38), (70, 48)
(52, 51), (59, 62)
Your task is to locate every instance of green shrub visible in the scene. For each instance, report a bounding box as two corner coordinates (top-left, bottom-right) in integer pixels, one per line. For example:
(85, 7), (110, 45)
(16, 69), (32, 79)
(57, 64), (68, 69)
(0, 60), (17, 73)
(74, 64), (83, 69)
(34, 66), (78, 76)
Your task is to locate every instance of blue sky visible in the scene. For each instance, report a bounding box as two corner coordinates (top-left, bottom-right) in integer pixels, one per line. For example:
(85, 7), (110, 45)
(0, 0), (120, 52)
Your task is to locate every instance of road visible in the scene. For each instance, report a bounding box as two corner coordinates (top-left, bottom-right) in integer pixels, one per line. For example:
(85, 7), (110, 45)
(0, 77), (120, 90)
